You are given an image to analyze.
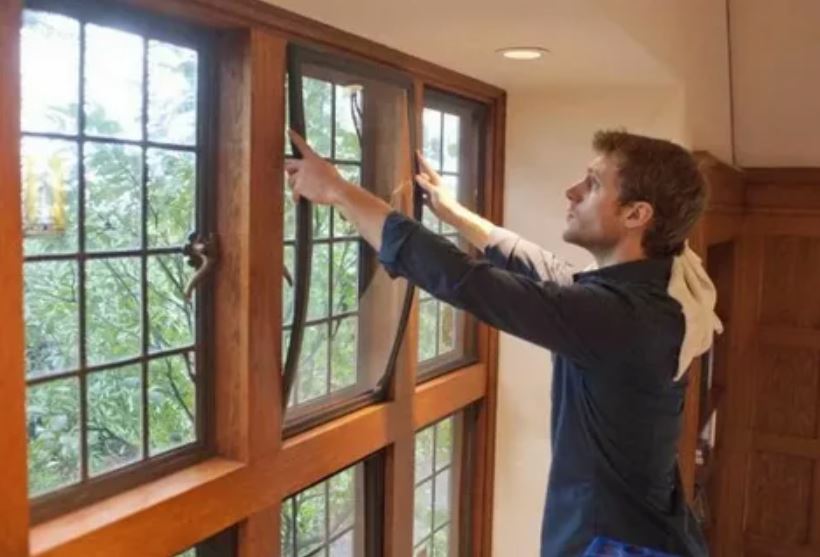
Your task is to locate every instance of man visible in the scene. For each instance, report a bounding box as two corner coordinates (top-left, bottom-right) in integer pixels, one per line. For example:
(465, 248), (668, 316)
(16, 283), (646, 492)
(286, 129), (720, 556)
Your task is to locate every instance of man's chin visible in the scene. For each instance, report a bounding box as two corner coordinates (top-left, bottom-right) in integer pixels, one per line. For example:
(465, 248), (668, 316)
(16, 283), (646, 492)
(562, 228), (579, 246)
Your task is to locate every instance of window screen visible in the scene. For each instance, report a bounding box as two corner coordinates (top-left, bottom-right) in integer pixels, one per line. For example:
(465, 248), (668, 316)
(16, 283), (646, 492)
(282, 47), (415, 428)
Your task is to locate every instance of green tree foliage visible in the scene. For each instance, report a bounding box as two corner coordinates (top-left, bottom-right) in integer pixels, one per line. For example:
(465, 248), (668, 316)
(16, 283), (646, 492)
(23, 11), (198, 496)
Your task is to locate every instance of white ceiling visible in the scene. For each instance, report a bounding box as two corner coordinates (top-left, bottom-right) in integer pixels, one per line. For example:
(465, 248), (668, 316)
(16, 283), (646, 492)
(264, 0), (677, 90)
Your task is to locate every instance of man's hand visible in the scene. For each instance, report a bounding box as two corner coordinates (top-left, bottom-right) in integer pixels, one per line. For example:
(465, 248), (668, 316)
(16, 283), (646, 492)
(285, 130), (351, 205)
(415, 151), (463, 226)
(285, 129), (391, 251)
(416, 151), (495, 251)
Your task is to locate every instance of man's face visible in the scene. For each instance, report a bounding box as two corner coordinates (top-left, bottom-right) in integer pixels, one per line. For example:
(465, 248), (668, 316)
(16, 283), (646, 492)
(562, 154), (629, 253)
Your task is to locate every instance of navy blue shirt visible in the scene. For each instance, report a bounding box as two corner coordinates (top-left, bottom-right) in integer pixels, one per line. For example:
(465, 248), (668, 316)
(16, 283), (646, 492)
(378, 212), (708, 557)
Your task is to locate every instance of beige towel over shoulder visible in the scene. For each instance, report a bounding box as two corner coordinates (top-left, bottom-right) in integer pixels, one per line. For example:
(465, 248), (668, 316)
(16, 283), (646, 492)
(583, 245), (723, 380)
(668, 244), (724, 380)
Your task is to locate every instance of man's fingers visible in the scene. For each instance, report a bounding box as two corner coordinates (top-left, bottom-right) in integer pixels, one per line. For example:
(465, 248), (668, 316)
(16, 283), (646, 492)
(288, 130), (317, 159)
(284, 159), (301, 175)
(415, 173), (435, 193)
(415, 151), (439, 180)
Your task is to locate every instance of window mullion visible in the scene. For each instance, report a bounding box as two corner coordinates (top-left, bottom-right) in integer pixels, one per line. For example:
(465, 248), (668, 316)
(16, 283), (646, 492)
(77, 19), (90, 484)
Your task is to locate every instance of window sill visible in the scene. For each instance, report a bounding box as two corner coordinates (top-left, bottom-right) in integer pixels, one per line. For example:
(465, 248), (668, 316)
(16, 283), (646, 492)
(30, 457), (246, 557)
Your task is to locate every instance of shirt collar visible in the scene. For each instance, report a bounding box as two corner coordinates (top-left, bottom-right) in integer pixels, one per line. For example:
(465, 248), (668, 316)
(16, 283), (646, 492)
(573, 257), (673, 285)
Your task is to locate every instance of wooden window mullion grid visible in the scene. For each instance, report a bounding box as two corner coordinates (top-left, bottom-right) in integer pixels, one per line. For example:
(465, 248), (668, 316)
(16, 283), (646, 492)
(1, 1), (505, 556)
(19, 0), (216, 522)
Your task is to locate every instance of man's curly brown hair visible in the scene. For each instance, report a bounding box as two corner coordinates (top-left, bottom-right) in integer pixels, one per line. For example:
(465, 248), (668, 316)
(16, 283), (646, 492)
(592, 130), (708, 258)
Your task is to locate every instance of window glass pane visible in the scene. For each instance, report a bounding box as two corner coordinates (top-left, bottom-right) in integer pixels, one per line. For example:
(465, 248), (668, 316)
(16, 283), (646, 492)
(439, 304), (456, 355)
(434, 419), (452, 470)
(21, 7), (207, 504)
(27, 377), (81, 496)
(148, 255), (195, 352)
(328, 467), (355, 535)
(282, 465), (362, 557)
(148, 353), (196, 456)
(421, 204), (440, 233)
(332, 241), (359, 315)
(84, 24), (143, 140)
(84, 142), (142, 251)
(86, 257), (142, 365)
(284, 244), (296, 324)
(284, 172), (297, 240)
(422, 109), (441, 169)
(21, 137), (79, 255)
(413, 479), (433, 545)
(432, 526), (449, 557)
(442, 114), (460, 173)
(418, 95), (484, 378)
(433, 470), (450, 528)
(308, 244), (330, 321)
(296, 324), (329, 405)
(414, 415), (459, 556)
(330, 317), (357, 391)
(304, 77), (332, 157)
(87, 365), (142, 476)
(329, 531), (354, 557)
(314, 204), (331, 239)
(296, 482), (326, 556)
(148, 41), (198, 145)
(418, 300), (438, 362)
(147, 148), (196, 248)
(415, 425), (434, 480)
(24, 260), (80, 378)
(334, 84), (362, 161)
(333, 166), (360, 238)
(439, 175), (458, 235)
(21, 11), (79, 134)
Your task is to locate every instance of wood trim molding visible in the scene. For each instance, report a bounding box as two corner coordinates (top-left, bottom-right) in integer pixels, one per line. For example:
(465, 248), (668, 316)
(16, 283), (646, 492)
(413, 364), (487, 431)
(758, 325), (820, 351)
(751, 434), (820, 460)
(744, 167), (820, 185)
(694, 151), (745, 211)
(745, 535), (819, 557)
(470, 93), (506, 557)
(31, 458), (248, 557)
(743, 213), (820, 238)
(0, 1), (30, 556)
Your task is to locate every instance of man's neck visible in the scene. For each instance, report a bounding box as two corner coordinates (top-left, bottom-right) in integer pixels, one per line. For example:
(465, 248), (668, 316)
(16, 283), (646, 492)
(593, 243), (648, 269)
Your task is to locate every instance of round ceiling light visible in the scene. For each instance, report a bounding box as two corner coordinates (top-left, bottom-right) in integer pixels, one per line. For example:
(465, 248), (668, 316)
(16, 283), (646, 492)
(497, 47), (550, 60)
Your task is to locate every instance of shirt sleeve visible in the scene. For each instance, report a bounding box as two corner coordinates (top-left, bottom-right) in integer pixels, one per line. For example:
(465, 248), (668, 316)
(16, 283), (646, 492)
(379, 212), (632, 367)
(483, 226), (575, 285)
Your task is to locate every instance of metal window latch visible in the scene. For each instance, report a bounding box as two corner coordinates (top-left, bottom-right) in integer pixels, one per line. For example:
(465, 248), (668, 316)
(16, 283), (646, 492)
(182, 232), (219, 300)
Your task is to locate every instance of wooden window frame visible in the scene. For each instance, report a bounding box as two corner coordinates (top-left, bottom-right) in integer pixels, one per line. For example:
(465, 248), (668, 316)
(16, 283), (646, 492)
(416, 91), (487, 382)
(19, 0), (219, 523)
(0, 0), (506, 556)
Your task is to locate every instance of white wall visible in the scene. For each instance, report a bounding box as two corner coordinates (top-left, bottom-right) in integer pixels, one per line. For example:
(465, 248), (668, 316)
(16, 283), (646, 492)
(491, 85), (688, 555)
(592, 0), (734, 163)
(730, 0), (820, 166)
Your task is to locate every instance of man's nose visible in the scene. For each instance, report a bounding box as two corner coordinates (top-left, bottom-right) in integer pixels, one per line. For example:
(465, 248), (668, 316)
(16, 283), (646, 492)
(565, 182), (582, 202)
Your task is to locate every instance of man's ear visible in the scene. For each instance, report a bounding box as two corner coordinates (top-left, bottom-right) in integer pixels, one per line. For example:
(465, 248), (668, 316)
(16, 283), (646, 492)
(623, 201), (654, 230)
